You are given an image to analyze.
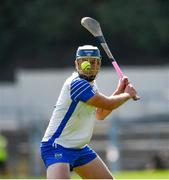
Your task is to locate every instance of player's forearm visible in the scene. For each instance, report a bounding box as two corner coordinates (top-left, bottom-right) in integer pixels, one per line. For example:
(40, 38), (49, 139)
(109, 92), (131, 110)
(96, 108), (112, 120)
(95, 93), (130, 120)
(87, 92), (131, 111)
(96, 91), (131, 120)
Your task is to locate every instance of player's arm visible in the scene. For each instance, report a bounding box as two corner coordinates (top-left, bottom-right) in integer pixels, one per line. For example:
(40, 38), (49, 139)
(87, 91), (131, 111)
(95, 76), (129, 120)
(86, 82), (136, 120)
(95, 91), (125, 121)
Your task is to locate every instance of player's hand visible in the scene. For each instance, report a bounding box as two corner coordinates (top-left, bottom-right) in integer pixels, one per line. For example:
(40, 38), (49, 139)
(116, 76), (129, 93)
(124, 83), (137, 99)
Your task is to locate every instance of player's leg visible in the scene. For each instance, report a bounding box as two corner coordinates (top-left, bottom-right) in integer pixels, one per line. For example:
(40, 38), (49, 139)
(74, 156), (114, 179)
(47, 163), (70, 179)
(41, 143), (75, 179)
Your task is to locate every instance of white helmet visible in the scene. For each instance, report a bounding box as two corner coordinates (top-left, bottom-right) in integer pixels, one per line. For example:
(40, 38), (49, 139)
(75, 45), (101, 81)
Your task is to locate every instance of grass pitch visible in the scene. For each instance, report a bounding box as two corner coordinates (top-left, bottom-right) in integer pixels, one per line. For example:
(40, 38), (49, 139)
(71, 169), (169, 179)
(1, 169), (168, 179)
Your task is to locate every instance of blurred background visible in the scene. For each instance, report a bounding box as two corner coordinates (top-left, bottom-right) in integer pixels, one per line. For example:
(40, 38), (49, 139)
(0, 0), (168, 178)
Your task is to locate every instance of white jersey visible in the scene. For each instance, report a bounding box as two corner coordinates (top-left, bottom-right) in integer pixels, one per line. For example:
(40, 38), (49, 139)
(42, 72), (98, 148)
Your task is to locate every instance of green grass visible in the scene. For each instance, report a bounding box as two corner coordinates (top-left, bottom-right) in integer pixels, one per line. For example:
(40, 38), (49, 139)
(1, 169), (168, 179)
(71, 170), (169, 179)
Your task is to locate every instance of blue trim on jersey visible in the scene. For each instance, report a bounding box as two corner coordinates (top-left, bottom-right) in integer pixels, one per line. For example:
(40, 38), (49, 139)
(70, 78), (95, 102)
(48, 100), (78, 145)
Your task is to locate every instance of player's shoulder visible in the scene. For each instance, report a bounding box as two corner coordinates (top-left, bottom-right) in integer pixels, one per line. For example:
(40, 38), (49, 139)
(72, 77), (88, 85)
(71, 78), (90, 92)
(67, 72), (89, 86)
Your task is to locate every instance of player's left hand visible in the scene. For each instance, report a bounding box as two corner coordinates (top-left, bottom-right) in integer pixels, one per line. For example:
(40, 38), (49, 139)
(116, 76), (129, 93)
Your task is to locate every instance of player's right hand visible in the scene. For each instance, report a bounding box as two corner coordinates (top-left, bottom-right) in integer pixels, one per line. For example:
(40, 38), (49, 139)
(124, 83), (137, 99)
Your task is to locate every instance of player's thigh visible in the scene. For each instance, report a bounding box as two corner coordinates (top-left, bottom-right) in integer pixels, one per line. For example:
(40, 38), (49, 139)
(74, 156), (114, 179)
(47, 163), (70, 179)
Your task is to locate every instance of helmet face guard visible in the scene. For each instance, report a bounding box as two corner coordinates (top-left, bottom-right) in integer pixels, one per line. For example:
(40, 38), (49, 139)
(75, 45), (101, 81)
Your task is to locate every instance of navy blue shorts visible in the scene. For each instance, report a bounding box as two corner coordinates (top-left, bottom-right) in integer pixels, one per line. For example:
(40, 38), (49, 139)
(40, 142), (97, 170)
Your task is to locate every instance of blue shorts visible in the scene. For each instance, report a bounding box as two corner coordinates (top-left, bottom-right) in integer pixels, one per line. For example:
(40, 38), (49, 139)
(40, 142), (97, 170)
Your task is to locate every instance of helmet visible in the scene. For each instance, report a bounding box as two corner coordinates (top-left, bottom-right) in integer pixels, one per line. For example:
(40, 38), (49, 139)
(76, 45), (101, 59)
(75, 45), (101, 81)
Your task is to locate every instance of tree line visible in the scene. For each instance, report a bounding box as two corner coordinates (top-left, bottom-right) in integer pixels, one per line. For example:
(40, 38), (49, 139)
(0, 0), (168, 81)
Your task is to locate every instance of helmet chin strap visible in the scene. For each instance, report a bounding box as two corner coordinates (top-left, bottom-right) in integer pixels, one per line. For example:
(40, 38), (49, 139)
(78, 73), (96, 82)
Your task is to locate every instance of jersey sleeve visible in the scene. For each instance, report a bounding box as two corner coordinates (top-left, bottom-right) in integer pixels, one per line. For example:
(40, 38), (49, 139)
(70, 78), (96, 102)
